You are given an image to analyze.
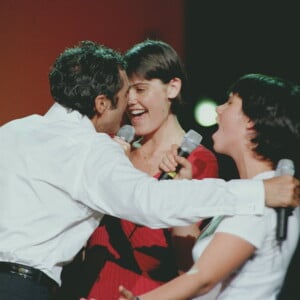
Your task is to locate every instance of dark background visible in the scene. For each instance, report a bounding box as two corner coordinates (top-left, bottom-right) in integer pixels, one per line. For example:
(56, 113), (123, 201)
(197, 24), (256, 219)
(184, 0), (300, 180)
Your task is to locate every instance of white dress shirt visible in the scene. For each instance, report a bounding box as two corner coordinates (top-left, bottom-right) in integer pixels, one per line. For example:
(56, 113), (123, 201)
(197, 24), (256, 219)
(0, 103), (265, 284)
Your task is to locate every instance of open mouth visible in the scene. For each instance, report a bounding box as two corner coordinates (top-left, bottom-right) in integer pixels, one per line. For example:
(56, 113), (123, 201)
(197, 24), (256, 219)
(128, 109), (147, 119)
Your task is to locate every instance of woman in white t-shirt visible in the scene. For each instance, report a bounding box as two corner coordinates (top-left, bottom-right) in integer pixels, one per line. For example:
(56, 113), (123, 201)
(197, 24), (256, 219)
(118, 73), (300, 300)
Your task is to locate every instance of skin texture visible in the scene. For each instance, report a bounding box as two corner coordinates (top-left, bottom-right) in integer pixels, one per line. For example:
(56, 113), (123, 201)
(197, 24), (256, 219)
(91, 70), (130, 135)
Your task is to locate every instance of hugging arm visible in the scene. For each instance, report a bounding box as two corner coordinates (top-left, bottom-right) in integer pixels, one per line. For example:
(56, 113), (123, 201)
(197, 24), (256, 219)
(119, 232), (255, 300)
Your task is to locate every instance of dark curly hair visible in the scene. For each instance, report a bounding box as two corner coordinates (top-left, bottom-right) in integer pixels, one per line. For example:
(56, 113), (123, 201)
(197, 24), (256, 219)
(49, 40), (126, 118)
(228, 73), (300, 170)
(124, 39), (188, 115)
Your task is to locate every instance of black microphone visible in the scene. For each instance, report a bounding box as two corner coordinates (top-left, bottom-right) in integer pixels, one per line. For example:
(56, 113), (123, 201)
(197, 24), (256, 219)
(116, 124), (135, 143)
(158, 129), (203, 180)
(275, 159), (295, 242)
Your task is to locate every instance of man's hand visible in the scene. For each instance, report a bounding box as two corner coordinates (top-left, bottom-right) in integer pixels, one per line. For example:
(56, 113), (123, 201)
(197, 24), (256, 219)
(264, 175), (300, 207)
(113, 136), (131, 157)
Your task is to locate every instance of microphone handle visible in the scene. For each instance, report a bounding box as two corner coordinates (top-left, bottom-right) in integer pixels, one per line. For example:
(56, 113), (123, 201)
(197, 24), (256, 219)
(275, 159), (295, 242)
(276, 207), (293, 241)
(158, 149), (189, 180)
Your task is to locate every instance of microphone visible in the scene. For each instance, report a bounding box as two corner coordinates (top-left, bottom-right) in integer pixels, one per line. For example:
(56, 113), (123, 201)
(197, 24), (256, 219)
(158, 129), (202, 180)
(116, 124), (135, 143)
(275, 159), (295, 241)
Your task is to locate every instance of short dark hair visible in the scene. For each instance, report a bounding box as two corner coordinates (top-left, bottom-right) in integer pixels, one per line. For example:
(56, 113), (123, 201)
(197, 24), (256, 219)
(228, 73), (300, 168)
(124, 39), (188, 115)
(49, 40), (126, 118)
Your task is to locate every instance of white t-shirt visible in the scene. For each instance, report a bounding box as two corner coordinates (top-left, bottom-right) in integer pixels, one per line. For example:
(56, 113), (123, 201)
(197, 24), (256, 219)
(0, 103), (265, 285)
(192, 171), (300, 300)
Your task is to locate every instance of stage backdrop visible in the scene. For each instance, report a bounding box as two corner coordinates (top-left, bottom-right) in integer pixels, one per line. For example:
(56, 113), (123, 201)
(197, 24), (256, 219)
(0, 0), (184, 125)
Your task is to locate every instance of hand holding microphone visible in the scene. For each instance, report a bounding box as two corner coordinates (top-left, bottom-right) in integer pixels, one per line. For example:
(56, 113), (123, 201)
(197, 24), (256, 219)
(158, 129), (202, 180)
(275, 159), (295, 241)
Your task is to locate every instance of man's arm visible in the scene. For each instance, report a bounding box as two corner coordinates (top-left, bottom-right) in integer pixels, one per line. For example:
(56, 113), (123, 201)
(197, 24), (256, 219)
(83, 139), (300, 229)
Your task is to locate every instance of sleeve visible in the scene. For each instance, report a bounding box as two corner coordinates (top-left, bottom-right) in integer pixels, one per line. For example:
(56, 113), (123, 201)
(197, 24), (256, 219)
(77, 136), (265, 229)
(215, 210), (270, 248)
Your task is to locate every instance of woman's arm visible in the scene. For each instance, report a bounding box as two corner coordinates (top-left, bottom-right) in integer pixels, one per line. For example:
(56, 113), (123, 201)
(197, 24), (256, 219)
(119, 232), (255, 300)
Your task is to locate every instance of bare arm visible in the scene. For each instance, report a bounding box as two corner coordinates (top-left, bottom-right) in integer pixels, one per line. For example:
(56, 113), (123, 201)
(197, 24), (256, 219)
(119, 232), (255, 300)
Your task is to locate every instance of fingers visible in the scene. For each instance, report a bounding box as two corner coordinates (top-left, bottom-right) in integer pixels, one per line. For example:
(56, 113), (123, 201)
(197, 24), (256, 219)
(113, 136), (131, 156)
(264, 175), (300, 208)
(175, 157), (193, 180)
(281, 176), (300, 207)
(158, 144), (193, 180)
(286, 176), (300, 207)
(176, 155), (190, 169)
(118, 285), (135, 300)
(159, 145), (180, 173)
(294, 178), (300, 206)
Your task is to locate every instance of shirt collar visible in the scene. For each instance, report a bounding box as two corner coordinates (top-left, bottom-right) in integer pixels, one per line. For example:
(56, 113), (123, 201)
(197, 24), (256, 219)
(44, 103), (96, 131)
(253, 170), (275, 180)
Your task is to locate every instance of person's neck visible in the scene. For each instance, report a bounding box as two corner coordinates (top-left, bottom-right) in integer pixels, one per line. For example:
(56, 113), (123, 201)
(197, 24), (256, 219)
(234, 153), (273, 179)
(139, 114), (185, 154)
(130, 114), (185, 176)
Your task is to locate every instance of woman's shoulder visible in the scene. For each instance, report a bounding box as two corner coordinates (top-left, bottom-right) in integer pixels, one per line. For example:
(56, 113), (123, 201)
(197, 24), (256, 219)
(190, 145), (217, 160)
(188, 145), (219, 179)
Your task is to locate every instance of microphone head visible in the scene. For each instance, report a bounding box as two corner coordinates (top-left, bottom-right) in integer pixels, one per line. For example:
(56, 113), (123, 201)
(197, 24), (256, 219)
(276, 159), (295, 176)
(116, 125), (135, 143)
(180, 129), (203, 154)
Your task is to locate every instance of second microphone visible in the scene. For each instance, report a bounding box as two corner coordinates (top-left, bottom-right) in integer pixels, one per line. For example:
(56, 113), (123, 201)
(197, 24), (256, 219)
(158, 129), (203, 180)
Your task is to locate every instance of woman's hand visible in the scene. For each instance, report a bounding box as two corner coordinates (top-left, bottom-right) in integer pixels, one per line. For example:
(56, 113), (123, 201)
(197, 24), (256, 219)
(159, 144), (193, 180)
(118, 285), (137, 300)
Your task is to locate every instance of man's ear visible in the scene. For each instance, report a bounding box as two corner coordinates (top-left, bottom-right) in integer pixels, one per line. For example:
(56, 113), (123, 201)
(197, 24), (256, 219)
(167, 77), (182, 99)
(94, 95), (111, 115)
